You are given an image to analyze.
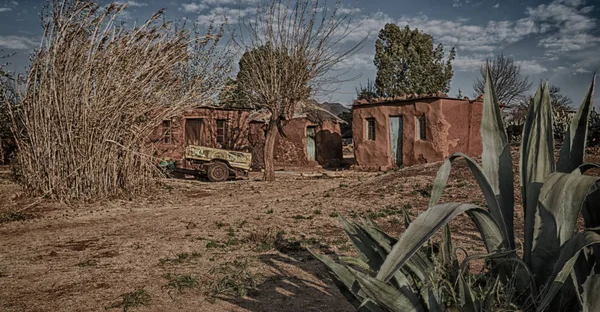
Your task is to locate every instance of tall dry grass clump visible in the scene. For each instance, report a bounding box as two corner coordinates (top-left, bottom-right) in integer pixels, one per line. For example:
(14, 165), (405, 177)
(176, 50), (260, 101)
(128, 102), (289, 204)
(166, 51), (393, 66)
(9, 0), (229, 201)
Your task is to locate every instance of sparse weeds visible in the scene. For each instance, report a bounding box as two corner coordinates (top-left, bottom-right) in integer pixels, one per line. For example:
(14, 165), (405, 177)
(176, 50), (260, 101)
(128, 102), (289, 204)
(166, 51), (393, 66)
(265, 208), (274, 214)
(329, 212), (339, 218)
(313, 209), (321, 215)
(76, 259), (98, 267)
(159, 252), (202, 265)
(293, 215), (313, 220)
(163, 273), (199, 300)
(204, 260), (259, 302)
(106, 288), (151, 311)
(246, 228), (284, 251)
(0, 211), (31, 223)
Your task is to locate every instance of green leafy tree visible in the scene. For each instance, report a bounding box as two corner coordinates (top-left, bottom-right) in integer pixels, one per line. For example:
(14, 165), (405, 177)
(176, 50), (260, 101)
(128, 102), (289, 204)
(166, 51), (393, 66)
(374, 24), (455, 97)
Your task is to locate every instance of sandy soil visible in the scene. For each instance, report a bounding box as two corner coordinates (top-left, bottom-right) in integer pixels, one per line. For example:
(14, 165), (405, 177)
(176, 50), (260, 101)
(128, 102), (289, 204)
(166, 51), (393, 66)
(0, 148), (597, 312)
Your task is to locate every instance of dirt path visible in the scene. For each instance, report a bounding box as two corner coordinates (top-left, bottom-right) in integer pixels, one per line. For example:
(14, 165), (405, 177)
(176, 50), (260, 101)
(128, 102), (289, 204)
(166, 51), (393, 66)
(0, 162), (496, 312)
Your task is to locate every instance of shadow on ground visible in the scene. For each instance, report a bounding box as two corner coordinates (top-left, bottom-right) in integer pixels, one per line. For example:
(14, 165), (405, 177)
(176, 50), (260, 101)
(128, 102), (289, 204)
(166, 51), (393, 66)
(221, 250), (353, 312)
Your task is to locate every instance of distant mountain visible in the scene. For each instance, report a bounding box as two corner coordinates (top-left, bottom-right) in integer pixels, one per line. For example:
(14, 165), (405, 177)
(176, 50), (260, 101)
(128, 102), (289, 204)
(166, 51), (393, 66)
(319, 102), (351, 116)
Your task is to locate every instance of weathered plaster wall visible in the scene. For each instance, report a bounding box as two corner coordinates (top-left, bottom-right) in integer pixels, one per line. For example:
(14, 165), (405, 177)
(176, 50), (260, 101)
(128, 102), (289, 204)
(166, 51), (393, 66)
(441, 99), (483, 156)
(353, 98), (482, 170)
(153, 107), (250, 167)
(249, 118), (342, 169)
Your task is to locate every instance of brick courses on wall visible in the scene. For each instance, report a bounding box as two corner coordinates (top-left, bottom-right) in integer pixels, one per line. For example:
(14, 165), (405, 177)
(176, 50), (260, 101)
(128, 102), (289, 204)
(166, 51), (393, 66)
(352, 97), (483, 170)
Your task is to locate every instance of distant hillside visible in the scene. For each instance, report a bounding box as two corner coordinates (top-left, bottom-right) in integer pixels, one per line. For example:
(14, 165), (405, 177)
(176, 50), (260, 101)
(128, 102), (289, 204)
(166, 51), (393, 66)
(319, 102), (350, 116)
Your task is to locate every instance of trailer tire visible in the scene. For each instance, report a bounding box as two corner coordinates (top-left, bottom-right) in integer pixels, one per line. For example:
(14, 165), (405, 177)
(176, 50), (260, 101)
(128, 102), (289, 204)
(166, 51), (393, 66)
(207, 162), (229, 182)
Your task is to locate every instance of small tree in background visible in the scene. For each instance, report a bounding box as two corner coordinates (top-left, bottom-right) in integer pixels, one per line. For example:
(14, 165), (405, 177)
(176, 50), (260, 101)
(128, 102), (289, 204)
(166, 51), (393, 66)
(356, 79), (378, 101)
(473, 53), (532, 106)
(233, 0), (364, 181)
(374, 24), (455, 97)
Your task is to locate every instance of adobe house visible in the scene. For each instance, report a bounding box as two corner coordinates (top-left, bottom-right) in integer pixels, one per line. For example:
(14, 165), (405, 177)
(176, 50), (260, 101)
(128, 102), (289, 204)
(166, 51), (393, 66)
(248, 100), (345, 169)
(153, 106), (251, 168)
(352, 94), (483, 170)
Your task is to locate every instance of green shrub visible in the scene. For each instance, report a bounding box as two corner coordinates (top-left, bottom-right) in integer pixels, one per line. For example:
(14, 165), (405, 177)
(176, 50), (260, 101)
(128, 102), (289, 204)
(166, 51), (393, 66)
(311, 70), (600, 311)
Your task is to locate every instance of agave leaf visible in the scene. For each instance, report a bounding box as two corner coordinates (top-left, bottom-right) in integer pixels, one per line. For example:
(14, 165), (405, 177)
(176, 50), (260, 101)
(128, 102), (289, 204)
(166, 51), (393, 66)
(339, 216), (387, 271)
(573, 163), (600, 175)
(357, 218), (433, 285)
(340, 256), (372, 272)
(521, 82), (555, 266)
(557, 74), (596, 173)
(376, 203), (506, 282)
(429, 153), (513, 248)
(582, 273), (600, 312)
(350, 268), (423, 312)
(308, 250), (365, 309)
(530, 173), (600, 286)
(480, 65), (515, 249)
(537, 230), (600, 312)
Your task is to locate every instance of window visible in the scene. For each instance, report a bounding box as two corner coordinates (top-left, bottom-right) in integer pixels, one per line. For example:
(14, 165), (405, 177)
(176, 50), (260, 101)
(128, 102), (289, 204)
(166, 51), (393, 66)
(366, 118), (376, 141)
(416, 115), (427, 140)
(216, 119), (228, 146)
(161, 120), (172, 144)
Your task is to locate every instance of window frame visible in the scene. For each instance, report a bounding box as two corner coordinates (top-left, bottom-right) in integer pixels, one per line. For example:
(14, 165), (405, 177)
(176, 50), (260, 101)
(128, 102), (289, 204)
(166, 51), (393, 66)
(161, 119), (172, 144)
(416, 115), (427, 141)
(216, 119), (228, 146)
(366, 118), (376, 141)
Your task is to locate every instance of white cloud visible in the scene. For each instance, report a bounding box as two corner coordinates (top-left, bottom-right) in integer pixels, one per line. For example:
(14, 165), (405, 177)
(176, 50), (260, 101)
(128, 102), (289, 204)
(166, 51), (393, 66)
(516, 60), (548, 75)
(115, 1), (147, 7)
(575, 67), (591, 74)
(334, 52), (374, 70)
(181, 3), (208, 13)
(493, 3), (500, 9)
(0, 36), (36, 49)
(453, 54), (489, 71)
(0, 7), (11, 12)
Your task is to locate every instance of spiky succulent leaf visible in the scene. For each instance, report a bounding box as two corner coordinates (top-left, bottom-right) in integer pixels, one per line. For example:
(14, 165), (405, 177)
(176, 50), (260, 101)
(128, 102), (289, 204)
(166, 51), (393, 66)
(521, 82), (555, 266)
(574, 163), (600, 175)
(537, 230), (600, 312)
(308, 250), (366, 309)
(339, 216), (387, 271)
(376, 203), (506, 282)
(351, 268), (423, 312)
(557, 75), (596, 173)
(480, 65), (515, 249)
(530, 173), (600, 286)
(582, 273), (600, 312)
(429, 153), (513, 248)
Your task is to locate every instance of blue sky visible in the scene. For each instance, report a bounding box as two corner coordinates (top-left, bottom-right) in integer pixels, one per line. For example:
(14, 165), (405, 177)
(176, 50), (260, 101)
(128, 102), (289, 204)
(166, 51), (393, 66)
(1, 0), (599, 107)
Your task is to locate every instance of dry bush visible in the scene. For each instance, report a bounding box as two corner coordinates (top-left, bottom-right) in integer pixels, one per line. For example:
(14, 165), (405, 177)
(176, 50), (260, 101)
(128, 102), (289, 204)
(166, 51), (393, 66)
(9, 0), (230, 201)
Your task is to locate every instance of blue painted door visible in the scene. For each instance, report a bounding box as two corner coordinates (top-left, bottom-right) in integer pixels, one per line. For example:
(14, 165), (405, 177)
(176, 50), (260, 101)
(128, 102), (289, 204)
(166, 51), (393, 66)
(306, 126), (317, 161)
(389, 117), (403, 166)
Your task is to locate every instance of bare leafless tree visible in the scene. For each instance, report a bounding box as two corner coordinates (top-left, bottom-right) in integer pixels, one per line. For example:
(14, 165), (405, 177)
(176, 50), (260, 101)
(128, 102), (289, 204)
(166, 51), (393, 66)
(232, 0), (364, 181)
(9, 0), (230, 201)
(473, 53), (532, 106)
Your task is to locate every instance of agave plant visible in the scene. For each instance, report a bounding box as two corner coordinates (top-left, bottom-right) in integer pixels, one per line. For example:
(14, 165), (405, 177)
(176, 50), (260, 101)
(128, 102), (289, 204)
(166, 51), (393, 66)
(311, 68), (599, 312)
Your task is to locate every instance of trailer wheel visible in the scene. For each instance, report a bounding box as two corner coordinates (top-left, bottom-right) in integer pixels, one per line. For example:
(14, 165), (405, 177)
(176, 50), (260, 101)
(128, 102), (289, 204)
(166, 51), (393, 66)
(207, 162), (229, 182)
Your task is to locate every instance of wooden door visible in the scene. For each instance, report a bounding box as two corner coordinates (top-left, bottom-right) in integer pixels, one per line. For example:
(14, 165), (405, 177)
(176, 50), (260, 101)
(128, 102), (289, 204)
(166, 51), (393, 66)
(185, 118), (204, 146)
(306, 126), (317, 161)
(389, 116), (403, 166)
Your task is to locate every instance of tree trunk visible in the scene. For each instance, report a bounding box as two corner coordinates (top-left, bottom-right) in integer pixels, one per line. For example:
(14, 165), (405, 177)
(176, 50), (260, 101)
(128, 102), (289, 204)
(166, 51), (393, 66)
(263, 119), (278, 181)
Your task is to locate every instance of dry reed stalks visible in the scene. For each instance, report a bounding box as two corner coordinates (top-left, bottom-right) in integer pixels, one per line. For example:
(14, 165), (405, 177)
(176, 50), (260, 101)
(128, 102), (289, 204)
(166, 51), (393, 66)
(9, 0), (231, 202)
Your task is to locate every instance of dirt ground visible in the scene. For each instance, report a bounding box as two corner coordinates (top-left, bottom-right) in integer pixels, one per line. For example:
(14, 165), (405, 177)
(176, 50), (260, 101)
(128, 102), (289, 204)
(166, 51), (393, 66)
(0, 149), (597, 312)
